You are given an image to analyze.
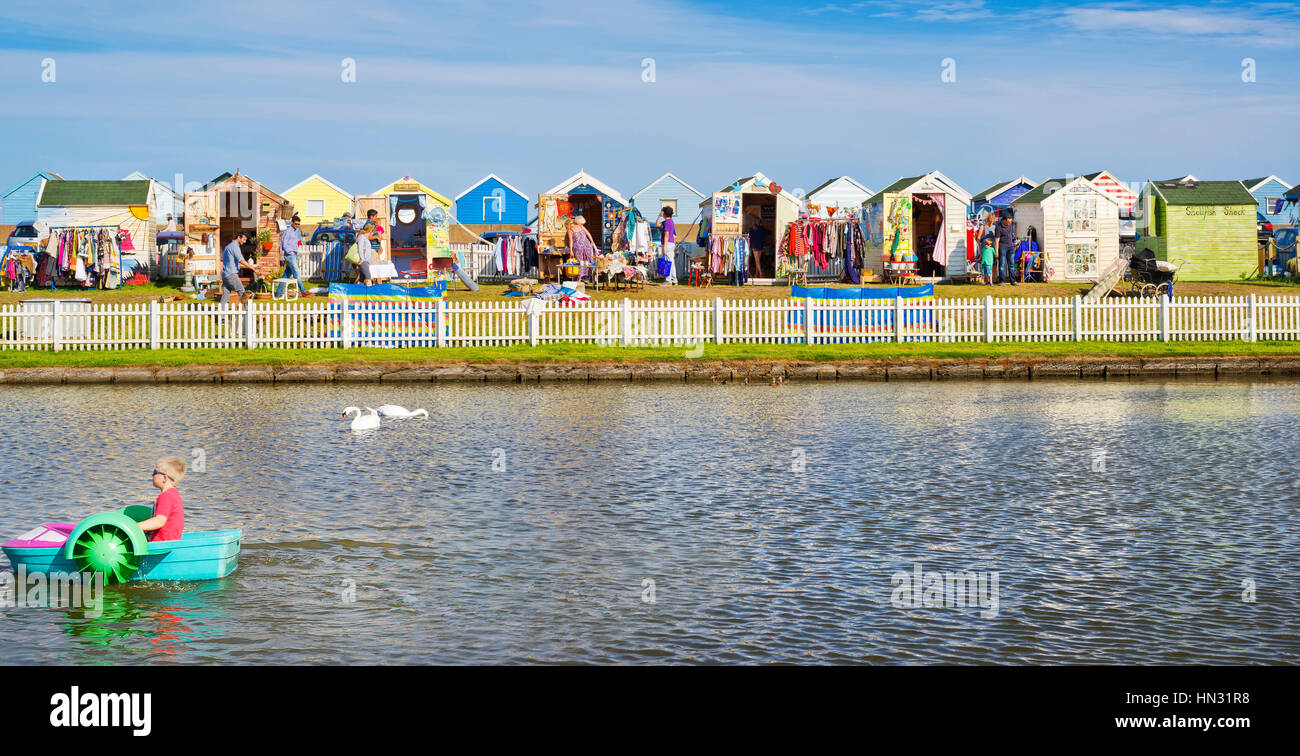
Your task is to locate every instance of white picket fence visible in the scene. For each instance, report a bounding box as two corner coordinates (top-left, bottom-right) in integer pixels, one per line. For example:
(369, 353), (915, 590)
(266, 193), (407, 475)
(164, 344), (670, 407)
(1, 295), (1298, 351)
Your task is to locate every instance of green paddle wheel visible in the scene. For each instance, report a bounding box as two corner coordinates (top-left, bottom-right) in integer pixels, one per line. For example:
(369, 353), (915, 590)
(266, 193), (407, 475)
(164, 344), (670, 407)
(63, 512), (150, 585)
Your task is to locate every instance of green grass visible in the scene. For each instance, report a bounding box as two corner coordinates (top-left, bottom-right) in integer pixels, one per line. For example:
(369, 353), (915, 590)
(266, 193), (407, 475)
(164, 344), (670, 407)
(2, 340), (1297, 369)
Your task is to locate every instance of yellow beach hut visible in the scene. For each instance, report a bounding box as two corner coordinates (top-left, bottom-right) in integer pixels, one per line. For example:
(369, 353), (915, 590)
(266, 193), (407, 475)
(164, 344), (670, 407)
(281, 174), (352, 226)
(353, 176), (455, 278)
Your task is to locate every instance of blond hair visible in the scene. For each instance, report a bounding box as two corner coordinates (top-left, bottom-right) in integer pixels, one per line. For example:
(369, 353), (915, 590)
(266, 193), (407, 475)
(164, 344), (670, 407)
(155, 457), (186, 483)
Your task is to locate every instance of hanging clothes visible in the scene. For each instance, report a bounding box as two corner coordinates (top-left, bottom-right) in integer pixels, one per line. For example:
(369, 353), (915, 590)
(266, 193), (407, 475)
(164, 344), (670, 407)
(523, 237), (539, 273)
(632, 220), (651, 260)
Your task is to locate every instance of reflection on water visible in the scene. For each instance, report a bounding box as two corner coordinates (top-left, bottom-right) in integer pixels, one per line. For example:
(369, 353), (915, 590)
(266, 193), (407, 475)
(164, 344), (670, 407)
(1, 380), (1298, 664)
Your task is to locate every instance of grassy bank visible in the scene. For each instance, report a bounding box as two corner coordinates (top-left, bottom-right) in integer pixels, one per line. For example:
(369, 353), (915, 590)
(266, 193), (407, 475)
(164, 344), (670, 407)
(1, 340), (1298, 369)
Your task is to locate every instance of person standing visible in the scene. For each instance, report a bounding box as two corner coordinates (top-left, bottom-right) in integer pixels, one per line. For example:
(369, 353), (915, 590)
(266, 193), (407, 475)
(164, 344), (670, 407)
(657, 206), (678, 284)
(994, 214), (1018, 285)
(220, 230), (256, 305)
(353, 226), (376, 285)
(979, 214), (997, 284)
(280, 215), (307, 296)
(363, 209), (383, 254)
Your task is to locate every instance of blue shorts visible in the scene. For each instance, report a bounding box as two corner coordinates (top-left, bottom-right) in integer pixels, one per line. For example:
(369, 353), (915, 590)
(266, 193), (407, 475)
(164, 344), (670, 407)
(980, 262), (993, 277)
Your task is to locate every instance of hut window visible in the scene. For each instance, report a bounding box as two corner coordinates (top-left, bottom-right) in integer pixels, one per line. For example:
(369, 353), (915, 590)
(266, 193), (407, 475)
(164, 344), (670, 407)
(1065, 242), (1098, 278)
(1064, 196), (1096, 233)
(660, 199), (677, 216)
(306, 199), (325, 217)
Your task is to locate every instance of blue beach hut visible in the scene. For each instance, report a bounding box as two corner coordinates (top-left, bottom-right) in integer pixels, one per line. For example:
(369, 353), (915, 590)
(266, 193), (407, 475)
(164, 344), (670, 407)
(1242, 175), (1293, 228)
(629, 172), (705, 235)
(2, 171), (62, 225)
(970, 176), (1037, 220)
(454, 174), (529, 226)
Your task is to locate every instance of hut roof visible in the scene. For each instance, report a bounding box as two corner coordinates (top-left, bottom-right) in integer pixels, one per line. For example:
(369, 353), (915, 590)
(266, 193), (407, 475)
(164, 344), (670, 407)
(39, 180), (151, 206)
(972, 176), (1037, 203)
(1147, 178), (1255, 206)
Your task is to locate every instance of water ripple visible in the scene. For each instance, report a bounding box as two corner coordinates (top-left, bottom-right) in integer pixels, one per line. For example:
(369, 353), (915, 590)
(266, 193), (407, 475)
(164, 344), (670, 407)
(0, 380), (1298, 664)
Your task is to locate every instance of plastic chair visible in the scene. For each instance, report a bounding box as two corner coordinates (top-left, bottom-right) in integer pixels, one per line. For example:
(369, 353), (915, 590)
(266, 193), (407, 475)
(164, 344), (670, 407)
(272, 278), (300, 301)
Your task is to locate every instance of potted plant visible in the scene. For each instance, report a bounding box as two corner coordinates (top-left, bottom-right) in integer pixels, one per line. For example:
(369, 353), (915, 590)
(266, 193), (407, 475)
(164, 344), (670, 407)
(256, 229), (273, 252)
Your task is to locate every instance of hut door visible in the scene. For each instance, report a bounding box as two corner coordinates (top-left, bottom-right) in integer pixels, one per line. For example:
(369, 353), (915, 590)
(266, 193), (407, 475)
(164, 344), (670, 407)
(600, 196), (624, 251)
(183, 189), (220, 276)
(537, 193), (570, 249)
(354, 195), (388, 260)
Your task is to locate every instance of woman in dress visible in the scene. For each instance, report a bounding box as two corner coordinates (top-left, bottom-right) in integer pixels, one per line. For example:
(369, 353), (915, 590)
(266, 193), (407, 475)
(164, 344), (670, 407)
(567, 215), (598, 263)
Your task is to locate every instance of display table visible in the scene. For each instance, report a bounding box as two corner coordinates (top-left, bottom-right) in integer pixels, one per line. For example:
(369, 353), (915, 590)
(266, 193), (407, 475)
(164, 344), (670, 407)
(368, 262), (398, 284)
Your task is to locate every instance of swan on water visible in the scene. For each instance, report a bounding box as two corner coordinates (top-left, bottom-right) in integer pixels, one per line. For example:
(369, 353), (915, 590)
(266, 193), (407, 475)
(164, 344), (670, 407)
(342, 406), (381, 430)
(377, 405), (428, 418)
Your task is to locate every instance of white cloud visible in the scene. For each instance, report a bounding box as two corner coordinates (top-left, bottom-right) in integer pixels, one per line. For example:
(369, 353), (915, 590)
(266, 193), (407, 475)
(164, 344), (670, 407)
(1060, 3), (1300, 46)
(827, 0), (992, 22)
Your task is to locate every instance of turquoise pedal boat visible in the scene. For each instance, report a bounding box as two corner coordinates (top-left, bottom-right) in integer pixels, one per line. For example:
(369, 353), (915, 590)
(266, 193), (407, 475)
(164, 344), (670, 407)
(2, 505), (240, 583)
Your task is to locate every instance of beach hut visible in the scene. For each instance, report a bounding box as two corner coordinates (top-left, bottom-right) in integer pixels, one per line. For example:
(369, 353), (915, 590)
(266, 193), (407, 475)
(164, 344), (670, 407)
(970, 176), (1037, 219)
(696, 173), (801, 282)
(121, 171), (183, 226)
(2, 171), (62, 226)
(629, 172), (705, 238)
(454, 174), (528, 226)
(452, 174), (529, 244)
(1280, 182), (1300, 271)
(354, 176), (453, 258)
(366, 176), (452, 213)
(352, 176), (455, 278)
(803, 176), (874, 220)
(281, 174), (352, 226)
(182, 172), (294, 279)
(36, 179), (157, 261)
(1080, 171), (1139, 213)
(862, 171), (972, 279)
(1136, 177), (1257, 280)
(1010, 176), (1119, 282)
(536, 170), (630, 255)
(1241, 175), (1292, 229)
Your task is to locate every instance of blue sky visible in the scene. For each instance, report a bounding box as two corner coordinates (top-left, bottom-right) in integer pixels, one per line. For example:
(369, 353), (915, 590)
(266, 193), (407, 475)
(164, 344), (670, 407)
(1, 0), (1297, 210)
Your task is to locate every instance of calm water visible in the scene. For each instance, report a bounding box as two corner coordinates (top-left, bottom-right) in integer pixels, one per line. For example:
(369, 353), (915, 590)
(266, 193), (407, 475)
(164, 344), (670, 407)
(1, 379), (1297, 665)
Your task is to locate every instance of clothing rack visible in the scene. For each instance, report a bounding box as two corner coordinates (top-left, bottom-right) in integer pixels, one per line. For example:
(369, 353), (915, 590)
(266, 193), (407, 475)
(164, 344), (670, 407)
(42, 224), (128, 292)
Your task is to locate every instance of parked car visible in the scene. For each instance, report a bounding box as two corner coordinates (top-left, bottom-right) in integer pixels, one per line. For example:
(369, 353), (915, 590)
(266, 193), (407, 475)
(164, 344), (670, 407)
(1258, 212), (1274, 244)
(6, 219), (46, 252)
(308, 223), (357, 246)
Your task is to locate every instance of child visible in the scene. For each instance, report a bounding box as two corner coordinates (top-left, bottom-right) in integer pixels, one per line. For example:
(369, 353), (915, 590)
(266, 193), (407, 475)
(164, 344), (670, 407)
(981, 237), (995, 285)
(979, 217), (996, 284)
(139, 458), (185, 542)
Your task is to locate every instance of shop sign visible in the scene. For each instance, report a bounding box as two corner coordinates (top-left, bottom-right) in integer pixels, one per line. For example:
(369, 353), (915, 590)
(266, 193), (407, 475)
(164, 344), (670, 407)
(1183, 205), (1250, 218)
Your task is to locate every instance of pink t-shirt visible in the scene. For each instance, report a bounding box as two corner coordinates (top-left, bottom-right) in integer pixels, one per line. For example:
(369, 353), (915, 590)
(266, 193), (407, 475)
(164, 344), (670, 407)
(151, 488), (184, 541)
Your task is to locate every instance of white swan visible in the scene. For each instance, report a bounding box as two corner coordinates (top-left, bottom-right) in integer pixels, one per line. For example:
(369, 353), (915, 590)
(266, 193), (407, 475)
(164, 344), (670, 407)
(376, 404), (428, 418)
(342, 406), (381, 431)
